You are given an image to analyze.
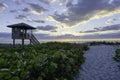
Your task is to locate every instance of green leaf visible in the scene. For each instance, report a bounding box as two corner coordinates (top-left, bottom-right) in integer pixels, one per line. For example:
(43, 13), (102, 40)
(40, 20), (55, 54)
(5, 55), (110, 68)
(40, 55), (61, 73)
(0, 71), (11, 79)
(38, 76), (43, 80)
(20, 71), (26, 78)
(11, 76), (20, 80)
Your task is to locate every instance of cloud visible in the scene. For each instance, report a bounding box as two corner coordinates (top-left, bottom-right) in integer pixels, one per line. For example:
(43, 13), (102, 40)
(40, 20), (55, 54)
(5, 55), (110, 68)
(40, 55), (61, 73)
(95, 24), (120, 31)
(12, 0), (25, 5)
(39, 0), (57, 4)
(15, 14), (45, 23)
(81, 24), (120, 33)
(32, 19), (45, 23)
(27, 19), (45, 23)
(39, 0), (50, 4)
(46, 16), (58, 22)
(80, 32), (120, 39)
(52, 0), (120, 26)
(34, 33), (77, 40)
(16, 14), (28, 19)
(0, 3), (8, 13)
(12, 0), (21, 5)
(105, 18), (117, 24)
(33, 33), (51, 39)
(48, 32), (120, 39)
(51, 30), (57, 32)
(54, 34), (77, 39)
(58, 0), (72, 6)
(10, 9), (20, 13)
(22, 3), (46, 15)
(37, 25), (58, 31)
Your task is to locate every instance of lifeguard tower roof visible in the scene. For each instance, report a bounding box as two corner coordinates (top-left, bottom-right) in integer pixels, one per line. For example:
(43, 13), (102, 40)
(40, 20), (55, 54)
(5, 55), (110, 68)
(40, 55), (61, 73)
(7, 23), (36, 29)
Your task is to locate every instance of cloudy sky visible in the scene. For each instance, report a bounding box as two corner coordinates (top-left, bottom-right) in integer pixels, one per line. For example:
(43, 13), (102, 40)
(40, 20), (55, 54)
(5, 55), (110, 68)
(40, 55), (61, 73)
(0, 0), (120, 42)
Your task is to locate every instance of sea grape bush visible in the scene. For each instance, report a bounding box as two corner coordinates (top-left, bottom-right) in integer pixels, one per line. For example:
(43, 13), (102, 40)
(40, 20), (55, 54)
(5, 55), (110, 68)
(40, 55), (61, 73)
(113, 49), (120, 69)
(0, 42), (88, 80)
(90, 41), (120, 46)
(113, 49), (120, 62)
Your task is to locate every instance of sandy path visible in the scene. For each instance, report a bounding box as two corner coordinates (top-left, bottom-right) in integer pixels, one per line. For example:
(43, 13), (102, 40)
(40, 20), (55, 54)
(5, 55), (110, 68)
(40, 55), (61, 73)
(75, 45), (120, 80)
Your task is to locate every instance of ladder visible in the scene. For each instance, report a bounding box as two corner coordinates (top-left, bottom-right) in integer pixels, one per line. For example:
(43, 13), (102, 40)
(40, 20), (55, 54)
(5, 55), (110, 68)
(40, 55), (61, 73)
(29, 34), (40, 45)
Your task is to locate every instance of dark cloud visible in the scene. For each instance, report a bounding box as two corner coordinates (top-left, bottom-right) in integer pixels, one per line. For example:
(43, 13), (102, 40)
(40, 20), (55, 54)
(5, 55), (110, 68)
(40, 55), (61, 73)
(12, 0), (21, 5)
(46, 32), (120, 39)
(10, 9), (19, 13)
(34, 34), (77, 40)
(80, 32), (120, 39)
(15, 14), (45, 23)
(12, 0), (25, 5)
(28, 3), (46, 11)
(33, 33), (50, 39)
(37, 25), (57, 31)
(52, 0), (120, 26)
(52, 12), (70, 23)
(39, 0), (50, 4)
(22, 3), (46, 15)
(38, 0), (57, 4)
(32, 19), (45, 23)
(22, 8), (30, 12)
(55, 34), (77, 39)
(51, 30), (57, 32)
(0, 3), (7, 13)
(82, 30), (96, 33)
(26, 19), (45, 23)
(16, 14), (28, 19)
(95, 24), (120, 31)
(53, 32), (120, 39)
(81, 24), (120, 33)
(29, 3), (46, 14)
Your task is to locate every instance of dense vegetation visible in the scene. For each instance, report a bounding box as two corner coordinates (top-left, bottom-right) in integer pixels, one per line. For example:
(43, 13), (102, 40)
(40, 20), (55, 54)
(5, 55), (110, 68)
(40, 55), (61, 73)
(113, 49), (120, 69)
(90, 41), (120, 46)
(113, 49), (120, 62)
(0, 42), (88, 80)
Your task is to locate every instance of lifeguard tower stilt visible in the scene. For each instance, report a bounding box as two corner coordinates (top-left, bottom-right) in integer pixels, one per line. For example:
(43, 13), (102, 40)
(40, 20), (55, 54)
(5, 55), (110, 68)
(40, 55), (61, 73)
(7, 23), (40, 46)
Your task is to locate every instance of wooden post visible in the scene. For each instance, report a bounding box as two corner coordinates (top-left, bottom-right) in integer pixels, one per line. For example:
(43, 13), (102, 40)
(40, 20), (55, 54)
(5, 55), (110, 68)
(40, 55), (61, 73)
(25, 29), (26, 37)
(30, 39), (31, 45)
(22, 39), (24, 45)
(31, 29), (32, 35)
(13, 39), (15, 46)
(30, 29), (32, 45)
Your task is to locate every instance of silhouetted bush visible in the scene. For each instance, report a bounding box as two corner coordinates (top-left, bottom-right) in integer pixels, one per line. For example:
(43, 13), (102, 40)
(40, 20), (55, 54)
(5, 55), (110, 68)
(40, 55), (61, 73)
(90, 41), (120, 46)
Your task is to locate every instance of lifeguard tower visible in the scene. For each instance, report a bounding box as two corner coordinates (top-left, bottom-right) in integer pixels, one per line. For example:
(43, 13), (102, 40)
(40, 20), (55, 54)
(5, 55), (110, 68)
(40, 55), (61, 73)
(7, 23), (40, 45)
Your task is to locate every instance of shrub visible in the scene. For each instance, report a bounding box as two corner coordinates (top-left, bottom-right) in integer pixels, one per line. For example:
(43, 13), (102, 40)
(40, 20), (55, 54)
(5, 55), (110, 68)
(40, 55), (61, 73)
(113, 49), (120, 62)
(0, 42), (88, 80)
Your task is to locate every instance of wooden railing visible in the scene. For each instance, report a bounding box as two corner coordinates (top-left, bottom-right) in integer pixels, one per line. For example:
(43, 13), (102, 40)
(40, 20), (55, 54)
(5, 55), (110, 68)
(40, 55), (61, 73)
(28, 34), (40, 45)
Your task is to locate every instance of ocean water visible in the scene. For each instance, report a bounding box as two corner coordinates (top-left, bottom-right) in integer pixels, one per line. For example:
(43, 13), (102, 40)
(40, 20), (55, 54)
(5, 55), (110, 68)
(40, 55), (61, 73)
(1, 38), (120, 45)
